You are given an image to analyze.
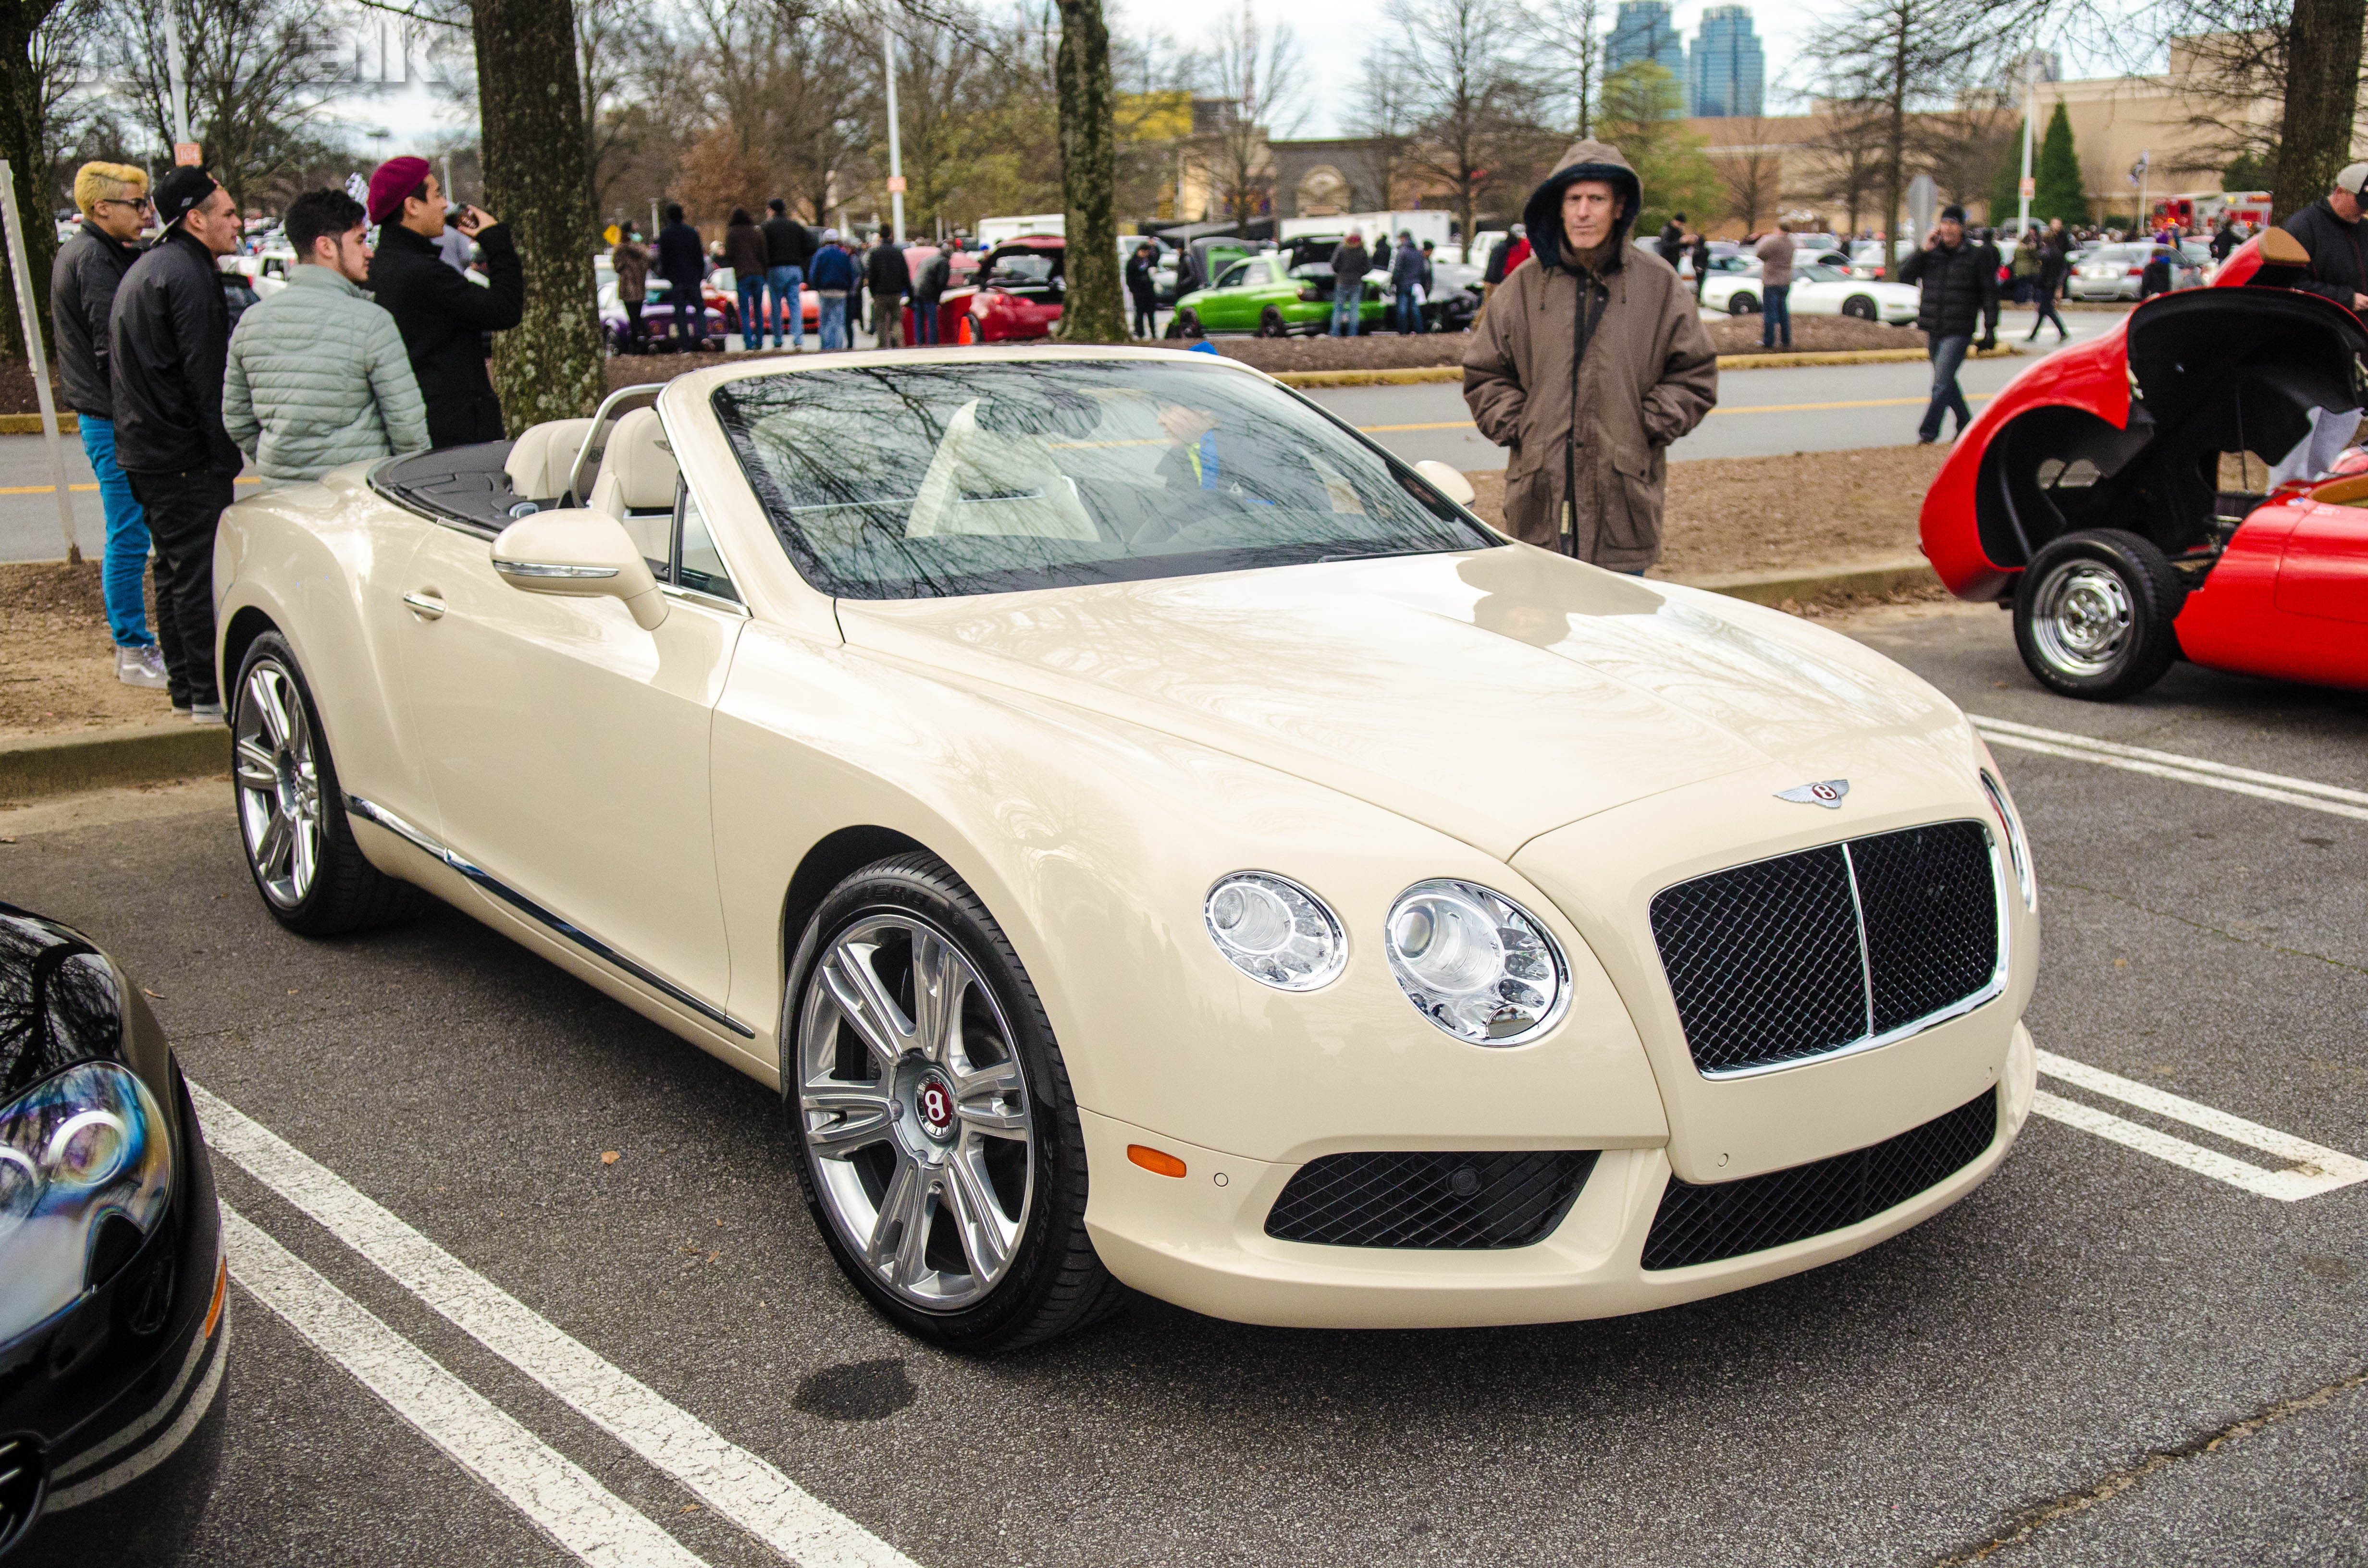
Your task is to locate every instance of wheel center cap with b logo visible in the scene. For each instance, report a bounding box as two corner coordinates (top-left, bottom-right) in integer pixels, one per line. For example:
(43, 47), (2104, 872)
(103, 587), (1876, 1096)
(913, 1072), (956, 1143)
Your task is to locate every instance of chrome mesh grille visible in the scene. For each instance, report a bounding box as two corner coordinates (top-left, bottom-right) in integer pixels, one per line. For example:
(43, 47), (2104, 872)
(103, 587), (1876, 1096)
(1649, 820), (2000, 1076)
(1641, 1087), (1999, 1270)
(1264, 1150), (1597, 1249)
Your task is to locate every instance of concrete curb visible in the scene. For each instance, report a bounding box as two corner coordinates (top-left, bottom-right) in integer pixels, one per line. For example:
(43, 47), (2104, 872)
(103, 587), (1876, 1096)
(1269, 345), (2020, 387)
(0, 412), (79, 436)
(0, 721), (228, 805)
(0, 560), (1945, 805)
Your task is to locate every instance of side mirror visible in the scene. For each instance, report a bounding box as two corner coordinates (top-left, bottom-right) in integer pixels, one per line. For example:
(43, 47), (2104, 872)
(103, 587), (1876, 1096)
(1414, 459), (1477, 508)
(491, 509), (668, 630)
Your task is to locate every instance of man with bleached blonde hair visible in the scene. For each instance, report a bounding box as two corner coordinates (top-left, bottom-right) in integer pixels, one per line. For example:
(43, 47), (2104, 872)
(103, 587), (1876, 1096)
(52, 161), (163, 688)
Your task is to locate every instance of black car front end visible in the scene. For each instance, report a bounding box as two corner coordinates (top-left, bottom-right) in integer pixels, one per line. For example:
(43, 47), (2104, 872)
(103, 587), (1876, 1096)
(0, 905), (227, 1565)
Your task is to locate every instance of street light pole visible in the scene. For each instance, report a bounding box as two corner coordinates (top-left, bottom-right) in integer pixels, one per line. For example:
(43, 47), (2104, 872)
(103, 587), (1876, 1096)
(164, 10), (191, 147)
(882, 27), (905, 241)
(2016, 49), (2036, 235)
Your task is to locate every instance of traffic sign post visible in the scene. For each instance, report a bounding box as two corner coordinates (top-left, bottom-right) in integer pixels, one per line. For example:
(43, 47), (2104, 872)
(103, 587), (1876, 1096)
(0, 160), (85, 564)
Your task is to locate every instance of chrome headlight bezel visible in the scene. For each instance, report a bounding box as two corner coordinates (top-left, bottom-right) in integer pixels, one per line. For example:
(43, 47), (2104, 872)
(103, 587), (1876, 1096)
(1383, 879), (1571, 1046)
(1202, 871), (1348, 992)
(1980, 769), (2037, 910)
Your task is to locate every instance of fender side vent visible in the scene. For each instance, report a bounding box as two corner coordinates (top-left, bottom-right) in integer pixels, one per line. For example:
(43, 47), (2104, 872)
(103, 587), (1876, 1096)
(1264, 1150), (1597, 1249)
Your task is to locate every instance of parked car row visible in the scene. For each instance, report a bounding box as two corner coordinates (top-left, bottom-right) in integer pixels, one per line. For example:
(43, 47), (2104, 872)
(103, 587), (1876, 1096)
(1701, 260), (1922, 325)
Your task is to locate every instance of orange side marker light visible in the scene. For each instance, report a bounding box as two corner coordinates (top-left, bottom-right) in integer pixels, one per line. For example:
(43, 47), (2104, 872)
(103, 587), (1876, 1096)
(1127, 1144), (1187, 1178)
(203, 1252), (228, 1337)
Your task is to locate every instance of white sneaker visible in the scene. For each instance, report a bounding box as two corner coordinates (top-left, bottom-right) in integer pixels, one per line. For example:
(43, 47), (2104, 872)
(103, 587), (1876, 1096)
(190, 701), (226, 725)
(116, 645), (169, 689)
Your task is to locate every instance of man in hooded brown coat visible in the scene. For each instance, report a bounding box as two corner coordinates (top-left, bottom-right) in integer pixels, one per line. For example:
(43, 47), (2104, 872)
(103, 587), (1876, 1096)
(1463, 139), (1718, 571)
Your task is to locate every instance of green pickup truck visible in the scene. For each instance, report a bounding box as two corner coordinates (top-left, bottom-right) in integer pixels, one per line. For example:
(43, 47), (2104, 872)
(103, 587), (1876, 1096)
(1167, 250), (1390, 338)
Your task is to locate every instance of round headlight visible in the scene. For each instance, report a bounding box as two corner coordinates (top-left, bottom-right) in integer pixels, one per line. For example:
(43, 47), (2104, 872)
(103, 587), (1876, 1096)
(1384, 880), (1569, 1045)
(1204, 872), (1346, 991)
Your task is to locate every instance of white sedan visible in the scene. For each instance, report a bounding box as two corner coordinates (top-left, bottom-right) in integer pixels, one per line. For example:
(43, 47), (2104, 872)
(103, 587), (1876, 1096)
(1703, 262), (1921, 324)
(212, 347), (2038, 1350)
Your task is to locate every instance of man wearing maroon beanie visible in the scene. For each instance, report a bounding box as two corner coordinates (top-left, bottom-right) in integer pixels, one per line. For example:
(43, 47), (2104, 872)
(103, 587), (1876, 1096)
(363, 156), (523, 448)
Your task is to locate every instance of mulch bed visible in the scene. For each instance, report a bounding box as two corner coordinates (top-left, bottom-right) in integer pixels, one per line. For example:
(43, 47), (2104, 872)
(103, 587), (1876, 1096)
(0, 359), (65, 417)
(1706, 315), (1926, 355)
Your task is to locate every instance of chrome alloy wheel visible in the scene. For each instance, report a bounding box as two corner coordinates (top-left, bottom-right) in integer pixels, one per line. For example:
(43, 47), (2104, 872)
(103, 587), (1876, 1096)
(234, 658), (323, 909)
(2029, 560), (2133, 678)
(797, 914), (1034, 1312)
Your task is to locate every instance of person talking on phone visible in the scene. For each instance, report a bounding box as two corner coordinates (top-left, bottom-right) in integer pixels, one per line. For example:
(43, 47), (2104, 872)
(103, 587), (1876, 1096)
(363, 155), (524, 448)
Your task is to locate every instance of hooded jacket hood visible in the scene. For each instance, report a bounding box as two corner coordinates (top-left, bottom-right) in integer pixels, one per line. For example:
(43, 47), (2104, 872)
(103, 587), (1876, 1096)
(1523, 139), (1643, 272)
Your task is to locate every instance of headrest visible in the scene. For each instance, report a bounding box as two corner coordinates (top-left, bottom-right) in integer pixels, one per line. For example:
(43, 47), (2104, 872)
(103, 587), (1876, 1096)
(504, 418), (595, 502)
(603, 407), (678, 512)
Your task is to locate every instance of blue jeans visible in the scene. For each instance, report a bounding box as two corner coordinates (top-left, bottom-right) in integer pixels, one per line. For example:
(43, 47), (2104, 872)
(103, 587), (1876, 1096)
(80, 415), (154, 648)
(1920, 334), (1973, 441)
(1331, 281), (1361, 335)
(736, 275), (764, 349)
(1395, 285), (1420, 333)
(818, 294), (848, 351)
(1761, 282), (1791, 348)
(913, 297), (941, 344)
(766, 265), (803, 346)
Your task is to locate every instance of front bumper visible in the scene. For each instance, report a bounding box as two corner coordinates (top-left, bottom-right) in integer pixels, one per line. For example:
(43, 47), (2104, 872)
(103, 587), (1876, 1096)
(1083, 1022), (2035, 1328)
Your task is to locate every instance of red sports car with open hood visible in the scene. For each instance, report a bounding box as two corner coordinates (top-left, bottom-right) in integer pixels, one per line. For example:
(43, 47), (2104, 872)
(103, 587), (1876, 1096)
(945, 236), (1064, 343)
(1919, 228), (2368, 700)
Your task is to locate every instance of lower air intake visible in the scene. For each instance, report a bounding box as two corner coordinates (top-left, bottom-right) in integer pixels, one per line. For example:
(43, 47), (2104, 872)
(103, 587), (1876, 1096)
(1265, 1150), (1598, 1249)
(1641, 1088), (1998, 1270)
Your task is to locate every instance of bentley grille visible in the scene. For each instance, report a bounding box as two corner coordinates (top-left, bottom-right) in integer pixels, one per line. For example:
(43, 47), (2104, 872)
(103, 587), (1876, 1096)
(1649, 820), (2001, 1077)
(1264, 1150), (1598, 1249)
(1641, 1087), (1999, 1271)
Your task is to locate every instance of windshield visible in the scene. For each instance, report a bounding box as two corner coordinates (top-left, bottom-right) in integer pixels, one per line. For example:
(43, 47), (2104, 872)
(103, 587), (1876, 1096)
(988, 252), (1059, 286)
(712, 359), (1496, 600)
(1797, 263), (1848, 282)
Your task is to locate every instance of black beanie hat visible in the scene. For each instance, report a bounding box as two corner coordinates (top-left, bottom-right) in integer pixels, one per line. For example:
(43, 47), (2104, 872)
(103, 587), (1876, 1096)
(154, 167), (218, 231)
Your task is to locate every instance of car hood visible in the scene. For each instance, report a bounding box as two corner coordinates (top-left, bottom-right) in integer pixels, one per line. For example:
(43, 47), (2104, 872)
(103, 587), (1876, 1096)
(835, 548), (1971, 859)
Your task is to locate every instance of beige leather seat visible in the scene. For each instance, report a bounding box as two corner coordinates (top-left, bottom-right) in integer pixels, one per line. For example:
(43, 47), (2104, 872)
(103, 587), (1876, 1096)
(587, 407), (679, 564)
(503, 417), (595, 503)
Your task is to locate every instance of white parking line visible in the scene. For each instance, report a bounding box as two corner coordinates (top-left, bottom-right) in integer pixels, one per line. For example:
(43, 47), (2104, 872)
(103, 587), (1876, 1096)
(1973, 716), (2368, 824)
(193, 1084), (923, 1568)
(223, 1206), (711, 1568)
(2034, 1051), (2368, 1200)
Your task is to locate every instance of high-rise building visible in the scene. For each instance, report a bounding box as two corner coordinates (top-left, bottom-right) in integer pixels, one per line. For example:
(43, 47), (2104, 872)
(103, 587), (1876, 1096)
(1688, 5), (1764, 118)
(1607, 1), (1686, 80)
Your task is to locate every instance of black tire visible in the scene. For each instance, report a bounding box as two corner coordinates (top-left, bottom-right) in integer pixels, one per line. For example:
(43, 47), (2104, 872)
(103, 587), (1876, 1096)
(1728, 293), (1759, 315)
(1257, 306), (1287, 338)
(231, 632), (429, 936)
(2012, 528), (2186, 700)
(785, 852), (1125, 1352)
(1842, 294), (1876, 320)
(1172, 308), (1203, 340)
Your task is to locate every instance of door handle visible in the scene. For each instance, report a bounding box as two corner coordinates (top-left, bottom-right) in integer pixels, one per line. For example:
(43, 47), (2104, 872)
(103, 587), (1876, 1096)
(402, 591), (446, 620)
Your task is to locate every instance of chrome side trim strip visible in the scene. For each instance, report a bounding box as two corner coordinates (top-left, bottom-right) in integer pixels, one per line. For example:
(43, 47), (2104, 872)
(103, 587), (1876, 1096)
(344, 795), (754, 1039)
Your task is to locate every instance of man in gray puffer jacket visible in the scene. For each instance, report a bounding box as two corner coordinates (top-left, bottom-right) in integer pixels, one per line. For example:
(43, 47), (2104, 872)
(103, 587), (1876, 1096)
(224, 188), (428, 483)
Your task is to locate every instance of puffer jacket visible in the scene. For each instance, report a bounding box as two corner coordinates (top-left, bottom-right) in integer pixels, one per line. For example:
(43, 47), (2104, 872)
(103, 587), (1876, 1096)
(1461, 137), (1719, 570)
(108, 227), (240, 477)
(222, 266), (430, 483)
(51, 226), (140, 417)
(1896, 237), (1998, 338)
(2280, 198), (2368, 317)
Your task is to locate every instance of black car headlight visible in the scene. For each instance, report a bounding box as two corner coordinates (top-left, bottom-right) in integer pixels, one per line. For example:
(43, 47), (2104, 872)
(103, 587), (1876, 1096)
(0, 1062), (173, 1344)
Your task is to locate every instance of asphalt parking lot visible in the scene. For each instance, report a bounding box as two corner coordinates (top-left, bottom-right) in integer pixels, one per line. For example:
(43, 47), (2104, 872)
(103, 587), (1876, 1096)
(4, 600), (2364, 1567)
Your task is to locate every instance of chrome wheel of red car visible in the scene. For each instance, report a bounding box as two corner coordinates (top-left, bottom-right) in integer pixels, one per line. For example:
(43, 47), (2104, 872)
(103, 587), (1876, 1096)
(2013, 529), (2185, 701)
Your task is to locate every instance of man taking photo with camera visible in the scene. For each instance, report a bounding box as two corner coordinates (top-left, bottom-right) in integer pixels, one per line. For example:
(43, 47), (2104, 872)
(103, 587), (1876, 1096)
(364, 156), (523, 448)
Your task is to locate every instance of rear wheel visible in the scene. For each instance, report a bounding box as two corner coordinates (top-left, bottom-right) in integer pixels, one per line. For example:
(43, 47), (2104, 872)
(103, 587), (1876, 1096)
(1842, 294), (1877, 319)
(2013, 529), (2186, 700)
(787, 853), (1124, 1352)
(1728, 293), (1759, 315)
(1171, 308), (1204, 340)
(233, 633), (428, 935)
(1257, 306), (1287, 337)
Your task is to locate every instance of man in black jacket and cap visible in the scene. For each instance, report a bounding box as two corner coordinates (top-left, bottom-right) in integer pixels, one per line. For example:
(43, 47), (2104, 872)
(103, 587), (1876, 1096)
(107, 167), (245, 722)
(1896, 204), (1998, 444)
(2269, 161), (2368, 482)
(364, 156), (523, 448)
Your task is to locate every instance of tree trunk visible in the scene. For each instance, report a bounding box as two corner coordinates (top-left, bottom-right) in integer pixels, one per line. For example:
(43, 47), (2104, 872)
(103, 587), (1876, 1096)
(1053, 0), (1124, 343)
(0, 2), (60, 363)
(473, 0), (604, 428)
(2270, 0), (2367, 223)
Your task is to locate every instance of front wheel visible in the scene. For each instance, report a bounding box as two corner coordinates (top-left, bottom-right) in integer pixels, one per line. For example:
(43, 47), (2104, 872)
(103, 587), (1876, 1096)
(2013, 529), (2186, 700)
(1842, 294), (1876, 319)
(233, 633), (428, 935)
(1728, 293), (1759, 315)
(1171, 308), (1204, 340)
(1257, 306), (1287, 338)
(786, 853), (1124, 1352)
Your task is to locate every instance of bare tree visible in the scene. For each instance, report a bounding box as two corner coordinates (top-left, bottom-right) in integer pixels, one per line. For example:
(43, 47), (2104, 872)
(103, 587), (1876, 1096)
(1201, 4), (1303, 228)
(1526, 0), (1604, 138)
(113, 0), (348, 216)
(1052, 0), (1123, 340)
(0, 0), (93, 356)
(1912, 96), (2015, 212)
(1796, 98), (1889, 237)
(1803, 0), (2007, 245)
(2129, 0), (2362, 221)
(1346, 50), (1421, 208)
(1369, 0), (1543, 245)
(1711, 117), (1786, 232)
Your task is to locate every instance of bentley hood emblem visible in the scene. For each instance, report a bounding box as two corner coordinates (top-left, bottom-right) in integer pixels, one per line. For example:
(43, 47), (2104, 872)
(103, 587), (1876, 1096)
(1776, 779), (1850, 808)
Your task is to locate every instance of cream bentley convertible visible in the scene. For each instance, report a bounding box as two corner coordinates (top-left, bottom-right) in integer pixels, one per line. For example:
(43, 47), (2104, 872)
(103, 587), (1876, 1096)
(214, 347), (2039, 1350)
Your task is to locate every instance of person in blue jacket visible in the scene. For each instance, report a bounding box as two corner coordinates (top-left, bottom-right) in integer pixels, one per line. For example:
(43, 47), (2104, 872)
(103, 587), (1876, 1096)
(807, 233), (860, 352)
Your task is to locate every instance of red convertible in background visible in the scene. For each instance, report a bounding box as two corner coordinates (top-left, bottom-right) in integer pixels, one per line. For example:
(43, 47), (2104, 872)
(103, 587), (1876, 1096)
(941, 235), (1064, 343)
(1920, 228), (2368, 700)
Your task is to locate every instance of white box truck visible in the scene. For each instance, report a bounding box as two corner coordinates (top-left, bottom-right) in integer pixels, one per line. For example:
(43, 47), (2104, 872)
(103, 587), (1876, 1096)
(976, 214), (1067, 247)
